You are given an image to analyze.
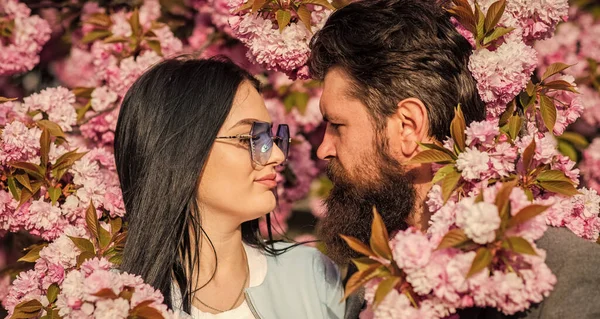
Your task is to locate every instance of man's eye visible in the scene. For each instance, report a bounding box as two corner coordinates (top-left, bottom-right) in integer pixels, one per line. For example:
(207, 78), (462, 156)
(330, 123), (341, 129)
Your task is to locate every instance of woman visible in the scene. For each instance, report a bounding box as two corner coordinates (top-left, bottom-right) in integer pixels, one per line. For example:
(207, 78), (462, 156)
(114, 56), (346, 319)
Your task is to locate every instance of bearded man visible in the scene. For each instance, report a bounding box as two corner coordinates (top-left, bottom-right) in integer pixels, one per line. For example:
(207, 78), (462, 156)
(308, 0), (600, 318)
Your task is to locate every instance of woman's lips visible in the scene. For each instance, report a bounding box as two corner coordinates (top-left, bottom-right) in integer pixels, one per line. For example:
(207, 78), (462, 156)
(255, 174), (277, 188)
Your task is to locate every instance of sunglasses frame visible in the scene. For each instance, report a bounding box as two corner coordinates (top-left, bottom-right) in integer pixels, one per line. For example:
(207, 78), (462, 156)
(216, 121), (291, 166)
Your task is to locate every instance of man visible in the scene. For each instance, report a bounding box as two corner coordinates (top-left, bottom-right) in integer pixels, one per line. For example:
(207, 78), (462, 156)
(308, 0), (600, 318)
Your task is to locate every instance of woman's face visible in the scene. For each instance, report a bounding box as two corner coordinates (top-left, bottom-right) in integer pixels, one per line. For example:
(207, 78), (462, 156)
(197, 81), (285, 226)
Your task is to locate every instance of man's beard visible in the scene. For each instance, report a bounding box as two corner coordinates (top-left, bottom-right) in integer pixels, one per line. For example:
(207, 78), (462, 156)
(316, 152), (416, 265)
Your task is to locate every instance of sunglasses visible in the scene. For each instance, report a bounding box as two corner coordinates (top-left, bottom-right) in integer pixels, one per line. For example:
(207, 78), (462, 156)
(216, 121), (290, 166)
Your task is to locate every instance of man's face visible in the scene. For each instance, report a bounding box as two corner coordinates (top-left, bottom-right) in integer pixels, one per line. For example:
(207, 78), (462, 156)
(316, 68), (417, 265)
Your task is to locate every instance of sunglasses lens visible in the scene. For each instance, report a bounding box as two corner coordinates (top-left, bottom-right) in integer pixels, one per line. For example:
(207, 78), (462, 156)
(276, 124), (290, 161)
(251, 121), (273, 165)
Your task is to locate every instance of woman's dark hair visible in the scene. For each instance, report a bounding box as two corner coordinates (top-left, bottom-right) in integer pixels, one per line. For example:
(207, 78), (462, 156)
(309, 0), (486, 141)
(114, 56), (280, 312)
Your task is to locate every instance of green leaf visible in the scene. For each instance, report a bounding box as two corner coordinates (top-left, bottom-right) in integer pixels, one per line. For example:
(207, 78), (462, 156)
(484, 0), (506, 34)
(539, 94), (557, 133)
(233, 0), (255, 13)
(129, 8), (141, 36)
(483, 26), (514, 45)
(526, 80), (535, 96)
(15, 173), (32, 193)
(432, 164), (456, 184)
(17, 243), (47, 263)
(522, 138), (536, 170)
(47, 283), (60, 303)
(37, 120), (65, 139)
(436, 228), (470, 250)
(475, 2), (486, 41)
(69, 236), (95, 253)
(146, 39), (162, 56)
(108, 254), (123, 265)
(48, 186), (61, 206)
(10, 299), (43, 319)
(541, 62), (571, 81)
(502, 236), (537, 255)
(557, 140), (578, 161)
(71, 87), (95, 99)
(351, 257), (381, 272)
(499, 99), (516, 127)
(86, 201), (100, 244)
(7, 176), (20, 201)
(275, 10), (292, 32)
(110, 217), (123, 235)
(84, 13), (112, 28)
(81, 30), (111, 44)
(370, 207), (393, 260)
(538, 181), (580, 196)
(302, 0), (335, 10)
(536, 170), (574, 183)
(466, 247), (493, 278)
(103, 35), (129, 44)
(251, 0), (267, 12)
(296, 5), (312, 33)
(373, 276), (401, 308)
(408, 149), (455, 164)
(508, 204), (550, 229)
(558, 132), (589, 149)
(98, 225), (112, 250)
(340, 235), (374, 257)
(442, 169), (462, 203)
(77, 251), (96, 268)
(507, 114), (522, 141)
(0, 96), (17, 102)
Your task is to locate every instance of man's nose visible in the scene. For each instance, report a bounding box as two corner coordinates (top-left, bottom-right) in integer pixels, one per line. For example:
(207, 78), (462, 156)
(317, 128), (336, 161)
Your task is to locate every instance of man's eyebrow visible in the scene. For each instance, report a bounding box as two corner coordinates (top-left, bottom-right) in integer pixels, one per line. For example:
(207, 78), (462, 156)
(229, 118), (268, 130)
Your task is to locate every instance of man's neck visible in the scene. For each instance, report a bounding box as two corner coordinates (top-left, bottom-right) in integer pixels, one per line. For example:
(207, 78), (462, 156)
(407, 170), (434, 231)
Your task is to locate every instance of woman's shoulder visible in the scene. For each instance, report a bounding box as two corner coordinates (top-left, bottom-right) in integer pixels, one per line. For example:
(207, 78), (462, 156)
(265, 242), (340, 283)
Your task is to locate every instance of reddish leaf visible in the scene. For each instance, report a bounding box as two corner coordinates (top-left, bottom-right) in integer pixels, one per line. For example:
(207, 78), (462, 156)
(86, 201), (100, 244)
(408, 149), (455, 164)
(450, 105), (466, 152)
(370, 207), (393, 260)
(343, 264), (382, 300)
(340, 235), (374, 257)
(72, 87), (95, 99)
(251, 0), (267, 12)
(541, 62), (571, 81)
(14, 173), (32, 192)
(92, 288), (118, 299)
(483, 0), (506, 33)
(522, 139), (536, 170)
(508, 204), (550, 229)
(69, 236), (95, 254)
(135, 306), (165, 319)
(37, 120), (65, 138)
(495, 180), (517, 222)
(81, 30), (111, 44)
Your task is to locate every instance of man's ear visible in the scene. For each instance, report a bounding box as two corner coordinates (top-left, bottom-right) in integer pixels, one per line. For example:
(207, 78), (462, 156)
(386, 98), (431, 158)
